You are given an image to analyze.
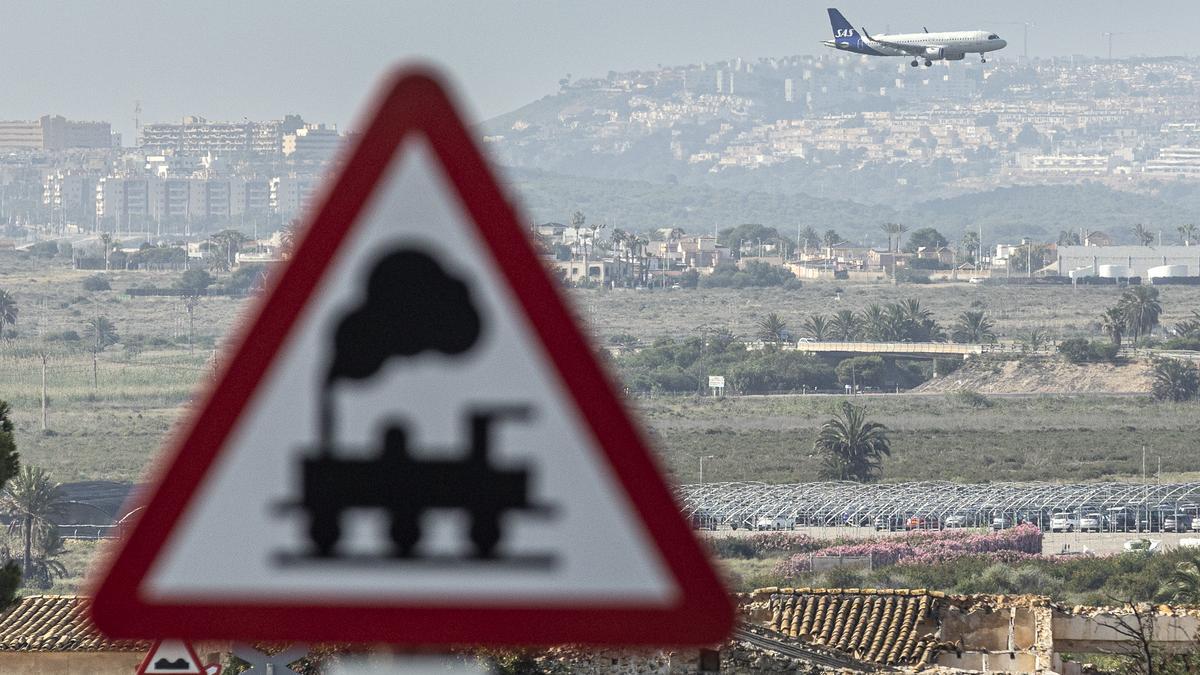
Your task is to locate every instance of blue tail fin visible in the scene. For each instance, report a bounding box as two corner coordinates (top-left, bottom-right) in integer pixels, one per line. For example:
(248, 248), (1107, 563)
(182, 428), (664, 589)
(827, 8), (859, 39)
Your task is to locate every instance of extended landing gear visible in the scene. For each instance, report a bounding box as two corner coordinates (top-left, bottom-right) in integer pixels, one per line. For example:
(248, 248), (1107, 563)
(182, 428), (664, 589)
(981, 56), (988, 63)
(911, 59), (919, 67)
(924, 59), (933, 67)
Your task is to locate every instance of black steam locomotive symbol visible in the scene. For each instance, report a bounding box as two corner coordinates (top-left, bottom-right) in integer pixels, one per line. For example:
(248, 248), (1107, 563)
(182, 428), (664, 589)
(278, 248), (554, 565)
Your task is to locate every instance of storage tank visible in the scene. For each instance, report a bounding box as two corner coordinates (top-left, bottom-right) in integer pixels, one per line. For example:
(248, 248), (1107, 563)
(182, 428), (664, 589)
(1098, 264), (1130, 278)
(1147, 264), (1188, 279)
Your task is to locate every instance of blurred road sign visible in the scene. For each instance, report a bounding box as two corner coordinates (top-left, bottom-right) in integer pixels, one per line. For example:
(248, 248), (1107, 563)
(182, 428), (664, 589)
(137, 639), (214, 675)
(91, 66), (732, 647)
(708, 376), (725, 389)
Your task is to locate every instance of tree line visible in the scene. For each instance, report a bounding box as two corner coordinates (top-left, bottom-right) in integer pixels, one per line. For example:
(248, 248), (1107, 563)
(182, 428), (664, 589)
(753, 301), (995, 345)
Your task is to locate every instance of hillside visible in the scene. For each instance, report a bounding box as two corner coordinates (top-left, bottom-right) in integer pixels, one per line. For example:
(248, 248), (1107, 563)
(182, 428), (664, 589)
(916, 357), (1155, 395)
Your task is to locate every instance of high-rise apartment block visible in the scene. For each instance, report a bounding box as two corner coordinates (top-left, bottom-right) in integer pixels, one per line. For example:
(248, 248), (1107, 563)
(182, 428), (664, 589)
(0, 115), (111, 151)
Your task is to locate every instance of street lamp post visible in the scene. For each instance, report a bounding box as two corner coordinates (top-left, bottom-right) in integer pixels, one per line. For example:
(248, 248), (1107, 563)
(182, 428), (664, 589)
(700, 455), (716, 484)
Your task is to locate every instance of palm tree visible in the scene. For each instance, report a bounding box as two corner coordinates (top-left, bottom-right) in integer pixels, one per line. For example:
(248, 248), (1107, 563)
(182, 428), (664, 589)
(861, 304), (886, 341)
(1177, 310), (1200, 340)
(569, 210), (586, 261)
(280, 219), (302, 259)
(880, 223), (902, 252)
(1132, 223), (1155, 246)
(1021, 327), (1052, 352)
(1057, 230), (1081, 246)
(1179, 224), (1198, 246)
(799, 226), (820, 256)
(1101, 307), (1125, 347)
(0, 289), (16, 340)
(99, 233), (113, 271)
(814, 401), (891, 483)
(961, 230), (980, 263)
(756, 313), (789, 343)
(829, 309), (861, 341)
(894, 223), (909, 252)
(1161, 557), (1200, 604)
(22, 526), (67, 589)
(821, 230), (842, 260)
(802, 315), (830, 341)
(1118, 286), (1162, 343)
(952, 310), (996, 343)
(0, 467), (66, 580)
(83, 316), (119, 388)
(1151, 359), (1200, 402)
(896, 298), (944, 342)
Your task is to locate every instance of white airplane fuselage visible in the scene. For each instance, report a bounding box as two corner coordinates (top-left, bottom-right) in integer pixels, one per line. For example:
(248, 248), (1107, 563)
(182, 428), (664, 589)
(823, 9), (1007, 65)
(825, 30), (1007, 61)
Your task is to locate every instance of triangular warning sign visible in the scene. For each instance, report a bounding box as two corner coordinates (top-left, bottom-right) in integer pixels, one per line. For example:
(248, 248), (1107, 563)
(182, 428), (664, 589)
(90, 67), (732, 646)
(137, 639), (207, 674)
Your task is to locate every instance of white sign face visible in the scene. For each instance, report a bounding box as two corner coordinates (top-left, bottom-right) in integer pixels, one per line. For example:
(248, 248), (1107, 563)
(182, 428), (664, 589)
(142, 139), (675, 605)
(708, 376), (726, 388)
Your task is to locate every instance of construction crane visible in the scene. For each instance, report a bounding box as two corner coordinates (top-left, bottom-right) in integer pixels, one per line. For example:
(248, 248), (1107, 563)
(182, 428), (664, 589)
(986, 21), (1034, 59)
(1102, 31), (1137, 60)
(133, 100), (141, 146)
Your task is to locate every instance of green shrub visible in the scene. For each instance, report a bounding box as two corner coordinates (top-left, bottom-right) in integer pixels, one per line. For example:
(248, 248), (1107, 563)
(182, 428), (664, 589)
(1058, 337), (1119, 364)
(81, 275), (111, 292)
(955, 389), (993, 408)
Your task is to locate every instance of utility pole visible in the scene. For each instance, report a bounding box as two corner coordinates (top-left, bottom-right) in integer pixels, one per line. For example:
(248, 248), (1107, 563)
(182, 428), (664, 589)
(987, 21), (1034, 59)
(699, 455), (716, 484)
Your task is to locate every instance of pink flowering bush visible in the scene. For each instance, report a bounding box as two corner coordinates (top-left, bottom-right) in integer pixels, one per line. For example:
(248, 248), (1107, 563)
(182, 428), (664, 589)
(772, 524), (1044, 578)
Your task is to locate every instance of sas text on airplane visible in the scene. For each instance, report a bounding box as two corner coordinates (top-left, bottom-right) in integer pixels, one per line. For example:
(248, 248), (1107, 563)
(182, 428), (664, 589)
(823, 8), (1007, 67)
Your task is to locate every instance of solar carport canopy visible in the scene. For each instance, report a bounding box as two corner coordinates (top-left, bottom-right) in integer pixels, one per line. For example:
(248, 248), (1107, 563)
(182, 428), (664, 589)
(678, 481), (1200, 528)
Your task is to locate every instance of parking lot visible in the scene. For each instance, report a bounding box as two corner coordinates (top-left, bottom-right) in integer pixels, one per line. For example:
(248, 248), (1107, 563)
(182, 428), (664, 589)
(696, 524), (1199, 555)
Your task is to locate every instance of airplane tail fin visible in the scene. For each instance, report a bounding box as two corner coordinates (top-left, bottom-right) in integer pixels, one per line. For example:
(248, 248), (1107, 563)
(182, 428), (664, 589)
(827, 8), (860, 39)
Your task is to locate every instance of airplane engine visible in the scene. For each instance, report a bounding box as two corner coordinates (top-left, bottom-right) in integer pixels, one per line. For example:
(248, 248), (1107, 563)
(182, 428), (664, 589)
(924, 46), (945, 60)
(944, 52), (965, 61)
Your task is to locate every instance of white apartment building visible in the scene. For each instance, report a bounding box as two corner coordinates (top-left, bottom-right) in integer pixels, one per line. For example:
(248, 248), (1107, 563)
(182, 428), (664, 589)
(282, 125), (343, 160)
(271, 174), (321, 220)
(1144, 146), (1200, 176)
(95, 176), (273, 231)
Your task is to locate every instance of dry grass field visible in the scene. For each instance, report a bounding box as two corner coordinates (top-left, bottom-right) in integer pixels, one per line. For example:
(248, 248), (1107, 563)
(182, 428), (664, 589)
(0, 252), (1196, 486)
(634, 392), (1199, 485)
(0, 251), (1197, 592)
(571, 282), (1200, 345)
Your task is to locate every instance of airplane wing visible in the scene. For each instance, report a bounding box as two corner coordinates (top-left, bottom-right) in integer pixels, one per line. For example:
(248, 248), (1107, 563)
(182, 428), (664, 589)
(860, 27), (937, 56)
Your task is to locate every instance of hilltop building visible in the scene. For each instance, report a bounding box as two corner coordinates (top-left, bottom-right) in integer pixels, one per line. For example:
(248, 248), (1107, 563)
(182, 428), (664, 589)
(0, 115), (111, 151)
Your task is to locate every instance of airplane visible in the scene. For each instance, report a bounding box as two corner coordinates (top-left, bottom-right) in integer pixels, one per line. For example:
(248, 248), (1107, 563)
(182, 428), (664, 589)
(823, 8), (1007, 67)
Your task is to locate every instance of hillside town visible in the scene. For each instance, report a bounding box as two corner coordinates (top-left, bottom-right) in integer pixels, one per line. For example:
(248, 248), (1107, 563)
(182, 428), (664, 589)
(487, 55), (1200, 187)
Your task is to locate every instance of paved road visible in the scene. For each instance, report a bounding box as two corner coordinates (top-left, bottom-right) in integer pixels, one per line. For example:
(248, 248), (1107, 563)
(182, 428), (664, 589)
(698, 525), (1198, 555)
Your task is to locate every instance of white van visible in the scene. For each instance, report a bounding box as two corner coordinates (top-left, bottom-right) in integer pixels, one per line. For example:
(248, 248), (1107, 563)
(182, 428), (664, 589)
(756, 515), (796, 531)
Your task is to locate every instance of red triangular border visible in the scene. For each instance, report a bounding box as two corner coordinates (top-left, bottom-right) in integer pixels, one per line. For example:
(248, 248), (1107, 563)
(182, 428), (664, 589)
(137, 639), (205, 674)
(90, 67), (733, 646)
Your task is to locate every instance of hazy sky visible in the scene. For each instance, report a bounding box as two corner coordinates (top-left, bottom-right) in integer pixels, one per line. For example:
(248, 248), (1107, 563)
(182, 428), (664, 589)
(0, 1), (1190, 139)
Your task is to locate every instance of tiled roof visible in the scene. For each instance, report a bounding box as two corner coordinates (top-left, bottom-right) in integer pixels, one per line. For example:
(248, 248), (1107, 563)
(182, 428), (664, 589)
(0, 595), (148, 652)
(761, 587), (943, 668)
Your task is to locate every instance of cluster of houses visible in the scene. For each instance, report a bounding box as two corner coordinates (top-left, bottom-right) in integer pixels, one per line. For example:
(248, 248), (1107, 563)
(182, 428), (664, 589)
(534, 223), (987, 286)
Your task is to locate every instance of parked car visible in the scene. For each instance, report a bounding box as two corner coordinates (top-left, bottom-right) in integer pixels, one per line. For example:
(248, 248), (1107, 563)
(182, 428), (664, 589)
(991, 516), (1007, 531)
(906, 516), (939, 531)
(944, 514), (969, 528)
(1079, 514), (1104, 532)
(1164, 515), (1193, 532)
(1049, 513), (1079, 532)
(690, 510), (718, 531)
(874, 515), (905, 531)
(756, 515), (796, 531)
